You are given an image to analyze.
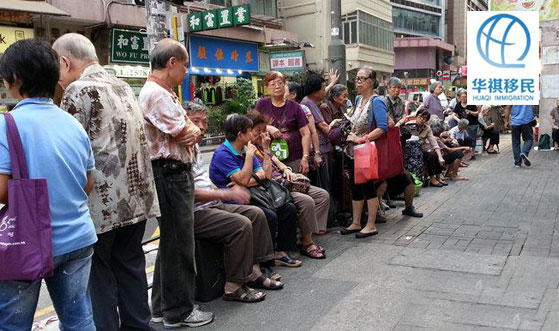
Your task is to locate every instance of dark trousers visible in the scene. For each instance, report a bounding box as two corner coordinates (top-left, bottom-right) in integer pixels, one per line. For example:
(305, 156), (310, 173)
(422, 151), (442, 177)
(90, 221), (151, 331)
(457, 137), (475, 148)
(552, 128), (559, 147)
(511, 124), (533, 166)
(482, 128), (500, 145)
(150, 161), (196, 323)
(261, 202), (298, 252)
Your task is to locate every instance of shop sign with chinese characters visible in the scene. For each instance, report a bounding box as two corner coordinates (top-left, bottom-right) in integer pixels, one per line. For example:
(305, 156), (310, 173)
(270, 51), (305, 72)
(111, 29), (149, 65)
(189, 35), (258, 72)
(187, 4), (250, 32)
(402, 78), (430, 86)
(467, 11), (540, 105)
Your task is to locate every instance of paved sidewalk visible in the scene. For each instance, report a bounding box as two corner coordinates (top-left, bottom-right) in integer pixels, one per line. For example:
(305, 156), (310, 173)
(148, 135), (559, 331)
(37, 135), (559, 330)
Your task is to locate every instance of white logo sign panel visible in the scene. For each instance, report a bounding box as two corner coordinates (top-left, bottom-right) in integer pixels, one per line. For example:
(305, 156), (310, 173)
(467, 11), (540, 105)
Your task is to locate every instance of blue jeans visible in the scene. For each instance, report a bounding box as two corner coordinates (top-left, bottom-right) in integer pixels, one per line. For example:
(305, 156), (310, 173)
(0, 245), (95, 331)
(511, 124), (534, 166)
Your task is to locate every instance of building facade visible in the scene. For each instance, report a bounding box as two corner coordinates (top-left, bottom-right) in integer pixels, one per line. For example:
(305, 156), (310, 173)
(446, 0), (488, 67)
(6, 0), (298, 107)
(280, 0), (395, 82)
(390, 0), (453, 94)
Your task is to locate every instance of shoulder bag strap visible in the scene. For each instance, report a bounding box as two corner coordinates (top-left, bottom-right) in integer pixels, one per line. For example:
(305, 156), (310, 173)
(4, 112), (28, 179)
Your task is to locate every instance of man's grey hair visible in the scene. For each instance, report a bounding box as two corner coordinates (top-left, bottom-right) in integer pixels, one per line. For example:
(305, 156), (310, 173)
(327, 84), (348, 101)
(183, 101), (207, 116)
(457, 89), (467, 97)
(150, 39), (188, 70)
(52, 33), (98, 62)
(387, 77), (402, 87)
(458, 118), (469, 127)
(429, 81), (443, 94)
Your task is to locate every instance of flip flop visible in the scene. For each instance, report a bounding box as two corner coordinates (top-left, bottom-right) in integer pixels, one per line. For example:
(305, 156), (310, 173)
(247, 274), (284, 291)
(300, 244), (326, 259)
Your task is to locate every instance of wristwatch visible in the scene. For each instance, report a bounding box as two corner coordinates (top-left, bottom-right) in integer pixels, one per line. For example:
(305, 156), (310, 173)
(315, 151), (322, 156)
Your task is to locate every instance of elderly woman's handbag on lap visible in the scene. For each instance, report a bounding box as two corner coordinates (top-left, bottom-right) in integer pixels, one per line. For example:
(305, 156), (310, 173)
(353, 138), (379, 184)
(0, 113), (53, 281)
(249, 174), (293, 212)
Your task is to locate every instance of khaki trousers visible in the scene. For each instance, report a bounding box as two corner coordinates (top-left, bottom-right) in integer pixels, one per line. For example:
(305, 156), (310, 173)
(194, 203), (274, 283)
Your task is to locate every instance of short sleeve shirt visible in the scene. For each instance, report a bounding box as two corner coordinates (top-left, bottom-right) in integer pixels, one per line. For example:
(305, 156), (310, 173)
(511, 105), (535, 126)
(0, 98), (97, 257)
(422, 93), (444, 120)
(301, 97), (332, 154)
(255, 98), (309, 162)
(192, 145), (220, 212)
(320, 101), (344, 125)
(60, 64), (160, 234)
(139, 78), (201, 164)
(209, 140), (263, 189)
(449, 126), (467, 140)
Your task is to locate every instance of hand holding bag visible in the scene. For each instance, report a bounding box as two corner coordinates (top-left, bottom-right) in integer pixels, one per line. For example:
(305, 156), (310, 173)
(0, 112), (53, 281)
(353, 137), (379, 184)
(249, 174), (293, 212)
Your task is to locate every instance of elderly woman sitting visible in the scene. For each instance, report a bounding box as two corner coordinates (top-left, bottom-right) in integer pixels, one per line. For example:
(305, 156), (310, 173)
(479, 106), (500, 154)
(247, 111), (328, 259)
(411, 109), (447, 187)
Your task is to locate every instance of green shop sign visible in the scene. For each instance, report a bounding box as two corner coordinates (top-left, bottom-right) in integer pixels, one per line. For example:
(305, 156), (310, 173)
(187, 4), (250, 32)
(111, 29), (149, 65)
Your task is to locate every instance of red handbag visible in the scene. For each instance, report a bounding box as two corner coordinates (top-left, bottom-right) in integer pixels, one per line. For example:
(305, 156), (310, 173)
(353, 137), (379, 184)
(369, 97), (405, 180)
(374, 126), (404, 180)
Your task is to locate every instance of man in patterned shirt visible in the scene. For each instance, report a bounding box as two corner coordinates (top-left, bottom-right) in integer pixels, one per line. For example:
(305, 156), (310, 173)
(54, 33), (160, 330)
(138, 39), (213, 328)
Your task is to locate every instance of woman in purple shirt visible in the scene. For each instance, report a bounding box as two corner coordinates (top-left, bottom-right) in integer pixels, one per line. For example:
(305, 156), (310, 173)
(418, 81), (445, 120)
(254, 72), (311, 175)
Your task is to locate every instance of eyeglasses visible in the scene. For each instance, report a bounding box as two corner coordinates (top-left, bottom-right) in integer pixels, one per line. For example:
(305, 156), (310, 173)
(268, 81), (285, 87)
(355, 76), (371, 82)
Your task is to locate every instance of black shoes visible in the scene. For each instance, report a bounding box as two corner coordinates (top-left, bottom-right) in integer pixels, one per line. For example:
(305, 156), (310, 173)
(355, 230), (378, 239)
(340, 228), (361, 235)
(520, 153), (531, 166)
(376, 213), (387, 223)
(402, 206), (423, 218)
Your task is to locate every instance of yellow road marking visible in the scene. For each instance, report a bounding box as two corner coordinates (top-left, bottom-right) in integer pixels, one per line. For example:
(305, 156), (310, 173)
(35, 241), (159, 320)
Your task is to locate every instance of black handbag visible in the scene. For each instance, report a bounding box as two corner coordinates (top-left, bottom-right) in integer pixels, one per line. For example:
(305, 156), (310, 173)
(249, 174), (293, 212)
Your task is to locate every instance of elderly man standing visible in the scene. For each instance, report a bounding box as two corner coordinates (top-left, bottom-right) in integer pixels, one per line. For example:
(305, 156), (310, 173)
(139, 39), (213, 328)
(53, 33), (160, 331)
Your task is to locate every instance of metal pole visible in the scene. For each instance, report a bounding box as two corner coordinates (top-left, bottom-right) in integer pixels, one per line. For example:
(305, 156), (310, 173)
(328, 0), (346, 85)
(145, 0), (167, 54)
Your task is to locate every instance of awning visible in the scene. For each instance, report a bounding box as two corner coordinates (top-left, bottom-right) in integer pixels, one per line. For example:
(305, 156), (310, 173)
(0, 0), (69, 17)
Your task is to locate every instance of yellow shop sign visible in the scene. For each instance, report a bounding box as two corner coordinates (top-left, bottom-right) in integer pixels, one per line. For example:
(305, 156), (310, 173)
(0, 26), (34, 53)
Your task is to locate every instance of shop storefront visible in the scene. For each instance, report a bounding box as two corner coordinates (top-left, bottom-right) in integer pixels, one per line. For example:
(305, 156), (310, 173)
(401, 78), (431, 96)
(183, 35), (259, 105)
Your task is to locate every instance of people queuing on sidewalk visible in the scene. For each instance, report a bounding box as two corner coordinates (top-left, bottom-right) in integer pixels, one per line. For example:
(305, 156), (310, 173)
(0, 34), (538, 330)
